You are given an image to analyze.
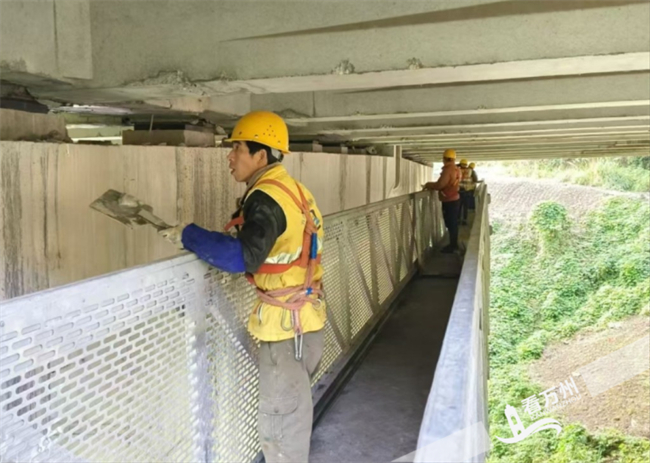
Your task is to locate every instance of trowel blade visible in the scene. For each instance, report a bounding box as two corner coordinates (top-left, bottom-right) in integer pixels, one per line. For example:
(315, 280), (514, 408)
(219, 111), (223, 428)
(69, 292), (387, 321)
(89, 189), (153, 228)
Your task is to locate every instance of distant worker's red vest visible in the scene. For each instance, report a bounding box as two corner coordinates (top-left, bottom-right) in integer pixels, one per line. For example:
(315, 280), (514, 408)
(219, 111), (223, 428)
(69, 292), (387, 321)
(439, 164), (460, 202)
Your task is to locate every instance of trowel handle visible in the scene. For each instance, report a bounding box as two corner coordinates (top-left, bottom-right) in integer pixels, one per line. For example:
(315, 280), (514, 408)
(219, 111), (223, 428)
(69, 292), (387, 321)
(137, 209), (171, 232)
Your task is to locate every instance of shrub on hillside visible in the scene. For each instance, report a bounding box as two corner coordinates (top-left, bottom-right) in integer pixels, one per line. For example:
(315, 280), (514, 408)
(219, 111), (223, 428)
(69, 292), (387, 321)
(488, 195), (650, 463)
(530, 202), (571, 254)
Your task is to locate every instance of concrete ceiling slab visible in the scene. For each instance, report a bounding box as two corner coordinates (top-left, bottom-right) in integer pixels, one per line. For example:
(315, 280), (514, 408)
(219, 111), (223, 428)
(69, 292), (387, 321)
(1, 0), (649, 162)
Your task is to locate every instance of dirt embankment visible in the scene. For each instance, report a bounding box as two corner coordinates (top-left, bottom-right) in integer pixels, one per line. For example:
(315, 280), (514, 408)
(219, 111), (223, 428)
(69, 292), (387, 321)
(485, 175), (649, 223)
(529, 315), (650, 439)
(488, 175), (650, 438)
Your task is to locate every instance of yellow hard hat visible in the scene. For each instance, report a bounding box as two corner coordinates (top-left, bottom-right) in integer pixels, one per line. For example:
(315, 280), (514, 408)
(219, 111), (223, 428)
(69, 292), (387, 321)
(469, 162), (476, 168)
(443, 149), (456, 159)
(460, 159), (469, 166)
(224, 111), (290, 154)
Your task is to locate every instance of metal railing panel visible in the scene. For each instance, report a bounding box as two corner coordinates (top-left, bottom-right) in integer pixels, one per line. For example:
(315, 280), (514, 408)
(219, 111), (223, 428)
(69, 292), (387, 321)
(0, 254), (206, 463)
(1, 192), (443, 463)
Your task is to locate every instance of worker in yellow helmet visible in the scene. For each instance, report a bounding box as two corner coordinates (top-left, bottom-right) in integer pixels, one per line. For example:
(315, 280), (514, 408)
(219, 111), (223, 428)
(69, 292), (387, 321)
(423, 149), (461, 253)
(457, 158), (475, 225)
(159, 111), (325, 463)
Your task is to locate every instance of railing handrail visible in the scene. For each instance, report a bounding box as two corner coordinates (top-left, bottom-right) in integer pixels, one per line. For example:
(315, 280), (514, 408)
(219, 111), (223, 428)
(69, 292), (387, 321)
(415, 183), (491, 463)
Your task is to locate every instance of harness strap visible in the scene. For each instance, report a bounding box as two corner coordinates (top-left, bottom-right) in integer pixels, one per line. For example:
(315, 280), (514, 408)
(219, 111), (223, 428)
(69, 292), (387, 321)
(225, 179), (319, 272)
(225, 177), (324, 338)
(224, 215), (244, 232)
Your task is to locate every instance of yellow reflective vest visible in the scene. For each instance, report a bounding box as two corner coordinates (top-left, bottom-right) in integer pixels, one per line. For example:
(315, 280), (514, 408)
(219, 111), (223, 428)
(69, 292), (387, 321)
(237, 165), (327, 342)
(459, 166), (476, 191)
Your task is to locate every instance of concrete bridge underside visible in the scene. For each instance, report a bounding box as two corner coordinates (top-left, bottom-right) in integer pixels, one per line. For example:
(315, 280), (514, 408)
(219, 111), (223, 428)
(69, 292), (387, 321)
(1, 0), (649, 163)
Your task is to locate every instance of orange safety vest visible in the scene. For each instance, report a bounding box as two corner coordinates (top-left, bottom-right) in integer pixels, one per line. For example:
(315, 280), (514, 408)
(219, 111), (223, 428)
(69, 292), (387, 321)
(439, 164), (461, 202)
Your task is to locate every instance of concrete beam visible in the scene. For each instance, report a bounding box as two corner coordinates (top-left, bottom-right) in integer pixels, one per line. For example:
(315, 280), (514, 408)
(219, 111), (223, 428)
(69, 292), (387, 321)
(408, 150), (650, 162)
(406, 142), (650, 155)
(309, 116), (650, 140)
(200, 53), (650, 95)
(410, 146), (650, 160)
(395, 134), (650, 148)
(409, 153), (650, 163)
(285, 103), (650, 133)
(349, 128), (650, 144)
(374, 137), (650, 151)
(66, 125), (131, 139)
(404, 144), (650, 159)
(253, 73), (650, 120)
(33, 53), (650, 104)
(123, 127), (215, 147)
(281, 100), (650, 125)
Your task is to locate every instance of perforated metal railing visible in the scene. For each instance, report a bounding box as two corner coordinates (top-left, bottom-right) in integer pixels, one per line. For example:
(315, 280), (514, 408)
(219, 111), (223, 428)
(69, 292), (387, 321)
(0, 191), (443, 463)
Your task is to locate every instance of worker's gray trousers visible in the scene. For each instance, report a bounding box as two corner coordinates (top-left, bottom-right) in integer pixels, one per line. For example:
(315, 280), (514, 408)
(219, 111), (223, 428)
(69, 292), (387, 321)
(258, 330), (324, 463)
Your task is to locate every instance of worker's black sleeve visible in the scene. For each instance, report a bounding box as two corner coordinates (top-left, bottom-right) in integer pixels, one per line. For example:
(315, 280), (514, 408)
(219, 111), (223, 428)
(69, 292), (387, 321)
(239, 190), (287, 273)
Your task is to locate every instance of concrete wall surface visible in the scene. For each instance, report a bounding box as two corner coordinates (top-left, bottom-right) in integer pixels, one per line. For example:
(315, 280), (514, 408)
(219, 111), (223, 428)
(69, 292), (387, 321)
(0, 141), (429, 299)
(0, 109), (69, 141)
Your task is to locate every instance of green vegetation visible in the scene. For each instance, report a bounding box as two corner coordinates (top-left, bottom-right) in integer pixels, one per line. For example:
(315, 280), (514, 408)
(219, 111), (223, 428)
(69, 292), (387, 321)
(488, 195), (650, 462)
(492, 157), (650, 192)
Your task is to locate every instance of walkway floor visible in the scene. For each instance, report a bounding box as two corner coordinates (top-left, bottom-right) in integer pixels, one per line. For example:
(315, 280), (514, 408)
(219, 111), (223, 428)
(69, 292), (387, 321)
(309, 213), (475, 462)
(309, 271), (459, 462)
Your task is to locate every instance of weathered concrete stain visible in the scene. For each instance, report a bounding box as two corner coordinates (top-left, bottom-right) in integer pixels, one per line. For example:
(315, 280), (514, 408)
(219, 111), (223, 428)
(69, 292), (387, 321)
(53, 148), (62, 269)
(1, 149), (24, 298)
(0, 58), (27, 73)
(38, 150), (50, 290)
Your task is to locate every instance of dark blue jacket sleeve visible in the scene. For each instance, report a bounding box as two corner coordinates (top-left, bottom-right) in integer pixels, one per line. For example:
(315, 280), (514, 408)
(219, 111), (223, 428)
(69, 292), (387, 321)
(181, 224), (246, 273)
(180, 190), (287, 274)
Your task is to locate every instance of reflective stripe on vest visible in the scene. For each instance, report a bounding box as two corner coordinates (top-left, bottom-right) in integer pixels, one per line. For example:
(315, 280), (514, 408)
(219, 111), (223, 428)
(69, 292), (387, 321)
(224, 178), (322, 274)
(460, 166), (475, 190)
(264, 237), (323, 265)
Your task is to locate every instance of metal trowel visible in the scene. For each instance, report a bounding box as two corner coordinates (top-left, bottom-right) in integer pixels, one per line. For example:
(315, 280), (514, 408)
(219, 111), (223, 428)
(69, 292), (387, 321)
(90, 189), (171, 231)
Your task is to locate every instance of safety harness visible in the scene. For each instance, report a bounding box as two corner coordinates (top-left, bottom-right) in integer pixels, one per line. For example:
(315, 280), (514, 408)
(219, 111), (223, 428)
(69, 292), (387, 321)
(224, 179), (324, 360)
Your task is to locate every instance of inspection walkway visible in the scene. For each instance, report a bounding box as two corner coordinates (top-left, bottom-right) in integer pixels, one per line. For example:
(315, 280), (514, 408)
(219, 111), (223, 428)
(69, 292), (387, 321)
(310, 217), (474, 463)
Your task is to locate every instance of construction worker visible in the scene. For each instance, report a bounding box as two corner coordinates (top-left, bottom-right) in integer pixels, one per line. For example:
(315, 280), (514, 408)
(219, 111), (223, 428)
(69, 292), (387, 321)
(423, 149), (461, 253)
(468, 162), (480, 210)
(458, 159), (476, 225)
(158, 111), (326, 463)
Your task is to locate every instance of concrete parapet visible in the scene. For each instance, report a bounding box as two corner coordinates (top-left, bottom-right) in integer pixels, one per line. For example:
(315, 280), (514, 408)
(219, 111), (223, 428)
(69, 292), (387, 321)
(0, 142), (429, 299)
